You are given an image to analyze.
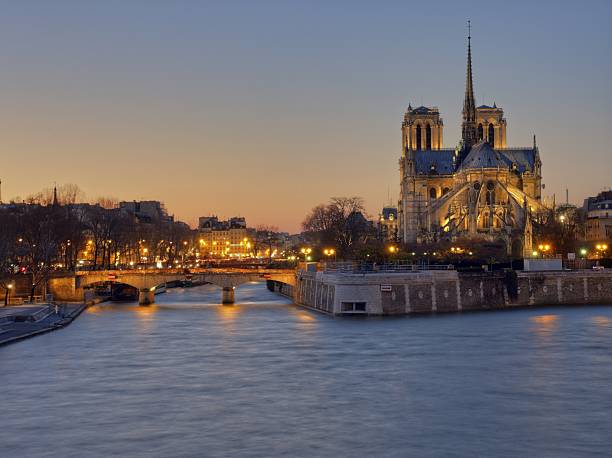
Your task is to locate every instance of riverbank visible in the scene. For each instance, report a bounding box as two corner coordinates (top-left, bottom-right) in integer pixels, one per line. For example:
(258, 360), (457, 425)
(0, 302), (90, 347)
(289, 269), (612, 315)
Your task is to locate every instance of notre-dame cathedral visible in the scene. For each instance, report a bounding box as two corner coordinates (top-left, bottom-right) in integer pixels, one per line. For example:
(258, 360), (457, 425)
(398, 30), (545, 257)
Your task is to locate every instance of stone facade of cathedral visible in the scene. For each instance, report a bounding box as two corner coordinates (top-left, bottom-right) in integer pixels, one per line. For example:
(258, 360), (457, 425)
(398, 33), (544, 257)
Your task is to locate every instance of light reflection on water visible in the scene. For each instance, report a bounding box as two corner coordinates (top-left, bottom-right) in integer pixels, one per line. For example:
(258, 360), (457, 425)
(1, 283), (612, 458)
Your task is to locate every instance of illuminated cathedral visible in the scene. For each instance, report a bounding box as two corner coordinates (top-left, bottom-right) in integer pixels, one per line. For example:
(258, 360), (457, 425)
(398, 29), (545, 257)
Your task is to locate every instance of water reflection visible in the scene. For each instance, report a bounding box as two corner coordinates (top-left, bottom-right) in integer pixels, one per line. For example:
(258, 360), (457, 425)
(215, 303), (241, 322)
(1, 285), (611, 458)
(592, 315), (611, 327)
(529, 314), (560, 337)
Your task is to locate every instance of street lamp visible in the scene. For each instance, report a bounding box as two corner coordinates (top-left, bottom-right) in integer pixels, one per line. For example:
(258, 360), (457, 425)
(538, 244), (551, 258)
(323, 248), (336, 261)
(300, 247), (312, 262)
(595, 244), (608, 258)
(4, 284), (13, 306)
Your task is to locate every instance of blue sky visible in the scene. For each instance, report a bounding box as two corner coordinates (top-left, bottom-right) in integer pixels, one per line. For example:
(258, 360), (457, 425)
(1, 0), (610, 230)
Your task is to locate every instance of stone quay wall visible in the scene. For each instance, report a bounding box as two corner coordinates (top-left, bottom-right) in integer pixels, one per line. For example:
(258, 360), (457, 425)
(293, 270), (612, 315)
(267, 280), (295, 300)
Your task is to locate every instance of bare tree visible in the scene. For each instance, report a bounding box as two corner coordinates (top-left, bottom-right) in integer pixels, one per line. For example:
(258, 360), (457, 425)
(0, 210), (18, 304)
(24, 183), (85, 205)
(302, 196), (370, 257)
(17, 206), (62, 301)
(254, 225), (280, 263)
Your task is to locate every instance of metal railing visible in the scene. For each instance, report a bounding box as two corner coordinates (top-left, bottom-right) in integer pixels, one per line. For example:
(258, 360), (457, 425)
(321, 261), (455, 273)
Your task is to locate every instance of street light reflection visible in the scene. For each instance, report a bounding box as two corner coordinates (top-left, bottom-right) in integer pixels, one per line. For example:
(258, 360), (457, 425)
(592, 316), (610, 327)
(216, 303), (241, 322)
(530, 314), (559, 337)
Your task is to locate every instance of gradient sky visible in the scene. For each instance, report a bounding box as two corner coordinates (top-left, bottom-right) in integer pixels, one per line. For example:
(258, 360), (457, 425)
(1, 0), (611, 232)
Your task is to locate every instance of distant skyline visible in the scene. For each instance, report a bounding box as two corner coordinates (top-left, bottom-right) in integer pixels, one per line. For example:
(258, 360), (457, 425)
(1, 1), (611, 232)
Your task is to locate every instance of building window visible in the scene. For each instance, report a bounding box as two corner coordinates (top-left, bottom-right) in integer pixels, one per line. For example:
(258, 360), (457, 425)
(486, 181), (495, 205)
(482, 212), (490, 229)
(429, 188), (437, 200)
(442, 187), (450, 196)
(426, 124), (432, 149)
(341, 302), (367, 313)
(415, 125), (422, 151)
(478, 123), (483, 140)
(488, 123), (495, 146)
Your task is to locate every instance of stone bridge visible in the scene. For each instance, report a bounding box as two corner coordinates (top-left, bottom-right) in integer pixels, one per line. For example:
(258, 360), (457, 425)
(48, 268), (296, 305)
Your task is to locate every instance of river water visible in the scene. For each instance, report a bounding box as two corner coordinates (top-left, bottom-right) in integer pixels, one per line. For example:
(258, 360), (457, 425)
(1, 283), (612, 457)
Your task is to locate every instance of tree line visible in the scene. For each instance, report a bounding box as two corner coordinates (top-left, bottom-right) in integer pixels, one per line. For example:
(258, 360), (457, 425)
(0, 186), (193, 301)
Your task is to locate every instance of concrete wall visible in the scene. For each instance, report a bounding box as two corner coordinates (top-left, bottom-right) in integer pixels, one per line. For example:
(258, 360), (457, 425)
(294, 270), (612, 316)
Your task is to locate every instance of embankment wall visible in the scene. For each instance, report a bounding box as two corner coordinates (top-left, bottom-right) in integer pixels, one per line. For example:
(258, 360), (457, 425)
(290, 270), (612, 315)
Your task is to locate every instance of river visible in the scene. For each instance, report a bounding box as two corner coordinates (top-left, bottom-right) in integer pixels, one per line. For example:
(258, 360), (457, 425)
(1, 283), (612, 457)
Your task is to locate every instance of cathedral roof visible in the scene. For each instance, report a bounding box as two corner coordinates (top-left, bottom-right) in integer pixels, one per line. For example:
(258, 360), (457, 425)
(414, 149), (456, 175)
(459, 141), (537, 173)
(409, 105), (436, 115)
(460, 141), (511, 170)
(411, 144), (537, 177)
(500, 149), (537, 173)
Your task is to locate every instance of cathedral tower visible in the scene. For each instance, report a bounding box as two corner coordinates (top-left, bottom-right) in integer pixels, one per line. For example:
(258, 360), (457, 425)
(476, 104), (507, 148)
(402, 105), (444, 152)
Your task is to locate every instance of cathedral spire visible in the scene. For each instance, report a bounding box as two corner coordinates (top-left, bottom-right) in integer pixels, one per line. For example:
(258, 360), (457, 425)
(461, 20), (478, 152)
(52, 183), (58, 206)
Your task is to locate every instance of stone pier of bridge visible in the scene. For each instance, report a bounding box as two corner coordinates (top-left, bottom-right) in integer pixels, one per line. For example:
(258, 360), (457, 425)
(221, 287), (235, 304)
(138, 288), (155, 306)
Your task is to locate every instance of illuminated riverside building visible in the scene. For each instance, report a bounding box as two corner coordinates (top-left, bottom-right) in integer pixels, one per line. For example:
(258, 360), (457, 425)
(583, 191), (612, 242)
(398, 28), (544, 257)
(378, 206), (399, 241)
(198, 216), (254, 258)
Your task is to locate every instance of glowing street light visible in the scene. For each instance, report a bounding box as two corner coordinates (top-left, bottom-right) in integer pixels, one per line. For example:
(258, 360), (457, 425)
(323, 248), (336, 261)
(538, 243), (552, 258)
(4, 283), (13, 305)
(300, 247), (312, 262)
(595, 244), (608, 258)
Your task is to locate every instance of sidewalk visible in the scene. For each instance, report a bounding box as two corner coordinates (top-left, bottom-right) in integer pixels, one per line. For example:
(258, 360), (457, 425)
(0, 303), (87, 347)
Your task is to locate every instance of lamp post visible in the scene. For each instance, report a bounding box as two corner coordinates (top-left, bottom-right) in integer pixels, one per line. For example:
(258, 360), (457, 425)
(538, 244), (551, 258)
(323, 248), (336, 262)
(182, 240), (188, 266)
(595, 244), (608, 259)
(300, 247), (312, 262)
(4, 283), (13, 306)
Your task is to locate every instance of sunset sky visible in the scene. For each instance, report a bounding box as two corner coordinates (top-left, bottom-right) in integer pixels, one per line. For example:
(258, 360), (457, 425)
(1, 1), (611, 232)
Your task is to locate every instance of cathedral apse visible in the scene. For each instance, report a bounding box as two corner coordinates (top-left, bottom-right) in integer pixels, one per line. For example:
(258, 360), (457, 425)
(398, 26), (545, 257)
